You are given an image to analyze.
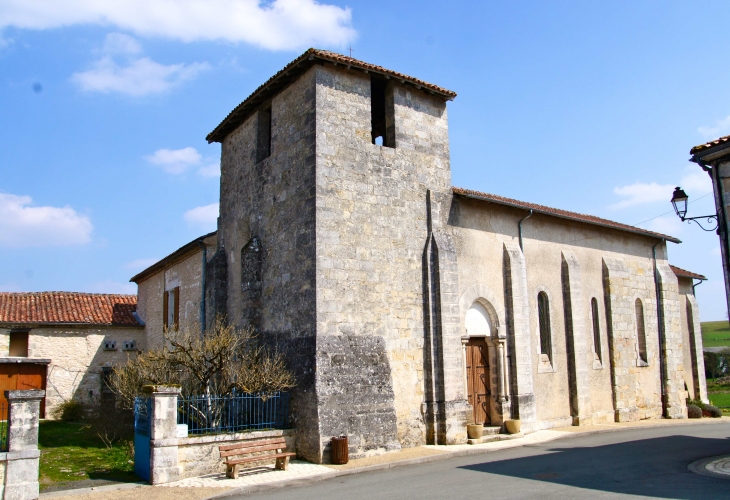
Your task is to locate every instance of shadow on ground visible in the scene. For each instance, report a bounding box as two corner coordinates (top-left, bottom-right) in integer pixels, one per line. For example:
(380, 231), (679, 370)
(459, 434), (730, 499)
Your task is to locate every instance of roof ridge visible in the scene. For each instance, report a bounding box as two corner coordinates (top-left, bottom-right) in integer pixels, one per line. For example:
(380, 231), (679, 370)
(452, 186), (680, 243)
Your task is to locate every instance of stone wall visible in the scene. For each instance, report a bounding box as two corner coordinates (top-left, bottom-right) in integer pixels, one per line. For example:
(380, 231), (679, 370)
(218, 66), (319, 462)
(449, 196), (684, 429)
(313, 65), (466, 455)
(0, 326), (145, 416)
(136, 242), (215, 349)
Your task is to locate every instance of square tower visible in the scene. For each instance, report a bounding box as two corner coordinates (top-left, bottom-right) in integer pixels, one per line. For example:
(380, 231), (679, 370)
(207, 49), (466, 462)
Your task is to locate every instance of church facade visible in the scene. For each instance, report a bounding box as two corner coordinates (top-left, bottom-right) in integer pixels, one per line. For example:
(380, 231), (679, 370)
(133, 49), (707, 464)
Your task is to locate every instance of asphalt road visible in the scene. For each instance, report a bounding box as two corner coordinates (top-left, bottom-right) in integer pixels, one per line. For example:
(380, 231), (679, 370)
(220, 423), (730, 500)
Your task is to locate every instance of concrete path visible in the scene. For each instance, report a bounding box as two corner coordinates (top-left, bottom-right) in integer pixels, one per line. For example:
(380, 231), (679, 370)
(40, 417), (730, 500)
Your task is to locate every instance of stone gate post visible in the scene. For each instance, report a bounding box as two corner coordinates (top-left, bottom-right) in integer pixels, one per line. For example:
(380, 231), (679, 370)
(149, 385), (182, 484)
(5, 390), (45, 500)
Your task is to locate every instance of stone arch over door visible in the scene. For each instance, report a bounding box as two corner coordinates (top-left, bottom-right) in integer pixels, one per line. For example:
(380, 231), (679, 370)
(459, 285), (509, 426)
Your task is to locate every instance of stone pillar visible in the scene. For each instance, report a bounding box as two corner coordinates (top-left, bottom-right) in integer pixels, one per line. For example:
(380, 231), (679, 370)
(5, 390), (44, 500)
(502, 242), (536, 428)
(149, 386), (182, 484)
(687, 295), (709, 404)
(602, 257), (638, 422)
(561, 251), (592, 425)
(655, 262), (688, 419)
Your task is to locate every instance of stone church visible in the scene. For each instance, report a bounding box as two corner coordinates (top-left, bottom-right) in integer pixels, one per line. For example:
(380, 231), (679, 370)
(132, 49), (707, 464)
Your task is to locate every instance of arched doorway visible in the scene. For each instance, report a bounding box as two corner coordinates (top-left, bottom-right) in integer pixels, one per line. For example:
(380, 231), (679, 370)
(464, 302), (492, 425)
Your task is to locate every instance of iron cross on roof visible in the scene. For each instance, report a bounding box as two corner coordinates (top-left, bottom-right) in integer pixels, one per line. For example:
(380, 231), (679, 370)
(348, 46), (354, 57)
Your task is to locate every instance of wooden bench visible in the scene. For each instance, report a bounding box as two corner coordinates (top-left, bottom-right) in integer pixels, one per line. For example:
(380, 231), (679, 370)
(219, 437), (296, 479)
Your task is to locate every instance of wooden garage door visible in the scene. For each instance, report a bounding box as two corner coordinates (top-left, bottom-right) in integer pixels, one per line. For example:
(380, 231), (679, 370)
(0, 364), (47, 419)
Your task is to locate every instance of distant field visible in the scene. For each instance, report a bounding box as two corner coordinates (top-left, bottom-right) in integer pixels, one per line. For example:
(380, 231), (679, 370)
(708, 392), (730, 409)
(701, 321), (730, 348)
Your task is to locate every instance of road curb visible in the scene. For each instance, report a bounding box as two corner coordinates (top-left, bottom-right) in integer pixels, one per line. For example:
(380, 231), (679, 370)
(688, 454), (730, 480)
(39, 482), (147, 498)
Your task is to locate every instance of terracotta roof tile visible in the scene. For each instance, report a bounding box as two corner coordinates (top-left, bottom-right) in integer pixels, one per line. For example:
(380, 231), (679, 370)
(0, 292), (140, 327)
(207, 48), (456, 143)
(690, 134), (730, 155)
(452, 187), (681, 244)
(669, 265), (706, 281)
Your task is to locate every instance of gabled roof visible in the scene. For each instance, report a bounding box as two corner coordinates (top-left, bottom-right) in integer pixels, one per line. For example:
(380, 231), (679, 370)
(0, 292), (140, 327)
(452, 187), (681, 244)
(206, 48), (457, 143)
(690, 134), (730, 156)
(130, 231), (217, 284)
(670, 265), (706, 281)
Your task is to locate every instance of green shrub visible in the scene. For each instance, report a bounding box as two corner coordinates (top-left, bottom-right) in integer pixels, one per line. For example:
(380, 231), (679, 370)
(50, 400), (85, 422)
(686, 397), (707, 410)
(704, 405), (723, 418)
(716, 375), (730, 386)
(687, 404), (702, 419)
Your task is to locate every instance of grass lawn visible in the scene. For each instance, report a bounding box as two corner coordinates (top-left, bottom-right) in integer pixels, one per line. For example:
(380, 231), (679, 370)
(38, 421), (138, 491)
(701, 321), (730, 348)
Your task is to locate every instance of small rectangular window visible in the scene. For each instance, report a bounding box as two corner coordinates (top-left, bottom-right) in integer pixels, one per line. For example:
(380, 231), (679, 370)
(591, 298), (602, 362)
(163, 287), (180, 332)
(537, 292), (552, 362)
(9, 331), (29, 357)
(256, 106), (272, 162)
(371, 76), (394, 148)
(635, 298), (648, 364)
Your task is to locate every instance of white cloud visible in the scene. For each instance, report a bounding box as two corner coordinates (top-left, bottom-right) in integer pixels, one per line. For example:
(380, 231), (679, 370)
(698, 115), (730, 138)
(0, 0), (356, 51)
(0, 193), (92, 247)
(610, 182), (674, 210)
(680, 168), (712, 194)
(72, 56), (209, 96)
(610, 167), (713, 211)
(86, 280), (136, 294)
(645, 215), (684, 236)
(102, 32), (142, 55)
(184, 203), (219, 231)
(126, 258), (159, 270)
(197, 163), (221, 178)
(146, 147), (202, 174)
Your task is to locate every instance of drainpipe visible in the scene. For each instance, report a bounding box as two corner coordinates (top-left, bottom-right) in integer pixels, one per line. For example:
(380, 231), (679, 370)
(691, 278), (704, 296)
(197, 241), (207, 334)
(518, 210), (533, 252)
(652, 239), (667, 416)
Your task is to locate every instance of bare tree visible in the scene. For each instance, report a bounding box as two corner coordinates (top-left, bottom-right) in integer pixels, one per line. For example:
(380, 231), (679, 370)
(109, 316), (296, 409)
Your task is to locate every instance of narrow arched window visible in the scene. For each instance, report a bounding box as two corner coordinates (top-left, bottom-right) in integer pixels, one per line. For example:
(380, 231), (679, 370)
(538, 292), (552, 361)
(635, 298), (647, 363)
(591, 298), (601, 362)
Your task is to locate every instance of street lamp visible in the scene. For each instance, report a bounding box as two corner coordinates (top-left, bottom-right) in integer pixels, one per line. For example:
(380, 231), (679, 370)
(671, 186), (719, 232)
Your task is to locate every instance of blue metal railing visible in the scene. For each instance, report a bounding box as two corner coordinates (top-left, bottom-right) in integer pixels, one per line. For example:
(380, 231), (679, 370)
(177, 392), (290, 435)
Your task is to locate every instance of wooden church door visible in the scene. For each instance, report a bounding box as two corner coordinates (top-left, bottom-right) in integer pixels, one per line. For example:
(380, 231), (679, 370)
(465, 337), (490, 425)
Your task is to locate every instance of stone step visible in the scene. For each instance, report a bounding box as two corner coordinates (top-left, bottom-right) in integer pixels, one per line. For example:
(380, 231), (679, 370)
(467, 432), (523, 445)
(482, 426), (501, 436)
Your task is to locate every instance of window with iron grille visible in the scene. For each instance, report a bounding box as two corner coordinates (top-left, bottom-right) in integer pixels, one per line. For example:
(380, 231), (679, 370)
(635, 298), (648, 364)
(591, 297), (602, 362)
(537, 291), (552, 362)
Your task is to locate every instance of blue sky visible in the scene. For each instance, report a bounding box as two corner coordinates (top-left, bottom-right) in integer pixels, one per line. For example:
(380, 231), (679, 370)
(1, 1), (728, 320)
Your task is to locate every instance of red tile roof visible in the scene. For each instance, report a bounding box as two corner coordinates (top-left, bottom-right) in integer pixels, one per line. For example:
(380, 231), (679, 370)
(0, 292), (140, 327)
(452, 187), (681, 244)
(690, 135), (730, 155)
(207, 48), (457, 143)
(670, 265), (706, 281)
